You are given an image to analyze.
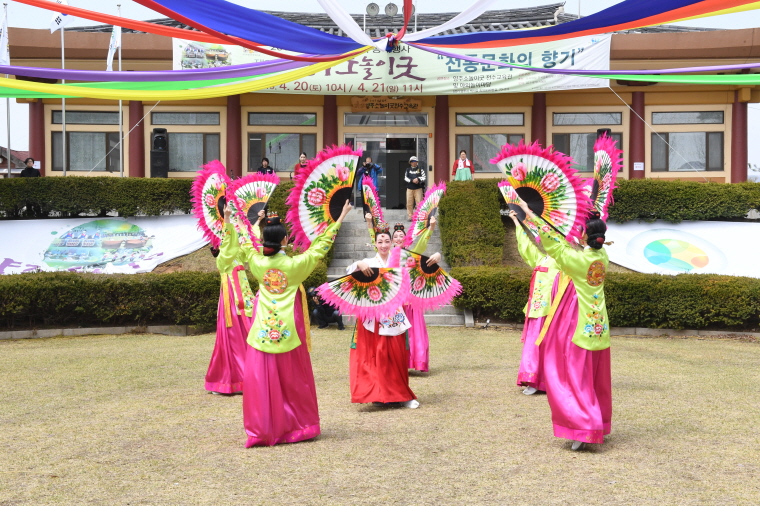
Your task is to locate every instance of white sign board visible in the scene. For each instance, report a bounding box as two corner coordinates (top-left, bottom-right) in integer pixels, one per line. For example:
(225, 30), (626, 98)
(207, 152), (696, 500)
(173, 35), (611, 95)
(0, 215), (206, 275)
(606, 220), (760, 278)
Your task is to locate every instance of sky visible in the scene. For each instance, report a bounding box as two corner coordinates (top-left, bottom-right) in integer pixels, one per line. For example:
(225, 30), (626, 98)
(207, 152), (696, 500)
(1, 0), (759, 164)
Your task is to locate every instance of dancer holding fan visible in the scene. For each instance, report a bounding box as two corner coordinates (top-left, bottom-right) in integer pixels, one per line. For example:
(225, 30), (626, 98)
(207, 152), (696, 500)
(191, 161), (255, 395)
(504, 197), (560, 396)
(400, 182), (446, 373)
(496, 139), (618, 451)
(230, 200), (352, 447)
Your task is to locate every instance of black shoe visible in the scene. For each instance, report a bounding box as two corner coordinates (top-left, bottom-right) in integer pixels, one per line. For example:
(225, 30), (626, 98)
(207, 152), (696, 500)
(338, 324), (345, 330)
(318, 325), (328, 329)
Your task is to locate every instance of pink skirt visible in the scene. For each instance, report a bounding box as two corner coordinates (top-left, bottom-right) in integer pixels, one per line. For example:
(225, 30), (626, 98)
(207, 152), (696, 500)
(542, 283), (612, 444)
(204, 280), (253, 394)
(516, 316), (547, 390)
(406, 305), (429, 372)
(242, 293), (319, 447)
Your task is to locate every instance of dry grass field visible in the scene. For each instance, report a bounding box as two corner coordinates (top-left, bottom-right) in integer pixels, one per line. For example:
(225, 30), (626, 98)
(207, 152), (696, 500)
(1, 328), (759, 505)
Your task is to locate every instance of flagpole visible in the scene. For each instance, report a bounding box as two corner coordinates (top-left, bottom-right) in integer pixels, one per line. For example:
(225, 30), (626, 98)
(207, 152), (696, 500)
(4, 3), (10, 179)
(117, 4), (123, 177)
(61, 25), (66, 176)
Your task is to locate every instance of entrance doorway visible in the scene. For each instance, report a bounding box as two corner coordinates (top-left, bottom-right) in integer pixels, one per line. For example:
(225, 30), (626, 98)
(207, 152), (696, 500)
(345, 134), (429, 209)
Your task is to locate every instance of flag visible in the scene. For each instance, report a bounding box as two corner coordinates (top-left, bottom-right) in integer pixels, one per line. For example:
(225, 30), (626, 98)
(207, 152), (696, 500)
(0, 9), (9, 66)
(50, 0), (74, 33)
(106, 25), (121, 71)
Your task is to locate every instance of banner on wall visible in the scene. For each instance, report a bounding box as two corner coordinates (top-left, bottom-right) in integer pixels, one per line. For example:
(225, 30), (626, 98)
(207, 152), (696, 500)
(172, 35), (611, 95)
(0, 215), (207, 275)
(606, 220), (760, 279)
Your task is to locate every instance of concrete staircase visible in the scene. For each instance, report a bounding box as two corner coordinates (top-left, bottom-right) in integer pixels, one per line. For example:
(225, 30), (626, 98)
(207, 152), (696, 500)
(329, 208), (465, 326)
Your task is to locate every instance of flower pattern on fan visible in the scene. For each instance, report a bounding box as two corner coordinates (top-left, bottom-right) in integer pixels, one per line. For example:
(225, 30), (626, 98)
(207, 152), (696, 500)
(592, 135), (623, 222)
(190, 161), (230, 248)
(491, 140), (592, 243)
(404, 250), (462, 311)
(405, 182), (446, 250)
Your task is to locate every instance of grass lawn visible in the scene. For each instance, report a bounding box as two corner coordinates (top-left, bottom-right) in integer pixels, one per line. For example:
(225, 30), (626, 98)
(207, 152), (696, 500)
(1, 328), (759, 505)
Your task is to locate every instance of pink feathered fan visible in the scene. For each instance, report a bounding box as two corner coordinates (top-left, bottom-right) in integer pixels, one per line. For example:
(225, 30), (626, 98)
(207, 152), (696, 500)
(404, 181), (446, 251)
(190, 160), (230, 248)
(591, 134), (623, 222)
(227, 172), (280, 244)
(316, 268), (409, 320)
(286, 144), (362, 249)
(490, 140), (591, 243)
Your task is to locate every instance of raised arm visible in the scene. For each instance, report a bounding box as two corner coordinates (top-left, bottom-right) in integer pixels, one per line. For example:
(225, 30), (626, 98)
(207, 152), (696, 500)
(216, 222), (241, 272)
(518, 200), (571, 271)
(509, 211), (542, 268)
(292, 200), (353, 275)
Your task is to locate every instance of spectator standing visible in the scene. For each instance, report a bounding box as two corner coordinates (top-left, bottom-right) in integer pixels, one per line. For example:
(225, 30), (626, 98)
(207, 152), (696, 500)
(20, 158), (40, 178)
(256, 157), (274, 175)
(404, 156), (426, 220)
(452, 150), (474, 181)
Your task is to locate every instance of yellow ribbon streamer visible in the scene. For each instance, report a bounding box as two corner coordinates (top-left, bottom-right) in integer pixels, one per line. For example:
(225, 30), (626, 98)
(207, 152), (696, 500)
(299, 285), (312, 353)
(535, 272), (571, 347)
(221, 273), (233, 328)
(0, 48), (370, 101)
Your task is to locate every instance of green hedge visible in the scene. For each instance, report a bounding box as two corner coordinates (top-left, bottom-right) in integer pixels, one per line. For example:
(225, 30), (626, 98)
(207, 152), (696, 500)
(439, 179), (760, 268)
(608, 179), (760, 223)
(0, 177), (194, 218)
(439, 180), (506, 267)
(0, 263), (327, 330)
(451, 266), (760, 331)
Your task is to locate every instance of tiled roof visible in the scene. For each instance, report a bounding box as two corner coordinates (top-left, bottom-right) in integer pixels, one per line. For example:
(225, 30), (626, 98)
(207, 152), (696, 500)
(71, 3), (714, 37)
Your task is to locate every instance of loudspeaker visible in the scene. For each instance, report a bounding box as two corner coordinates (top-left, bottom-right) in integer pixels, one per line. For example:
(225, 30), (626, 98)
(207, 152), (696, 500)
(150, 151), (169, 178)
(150, 128), (169, 178)
(597, 128), (612, 139)
(152, 128), (168, 151)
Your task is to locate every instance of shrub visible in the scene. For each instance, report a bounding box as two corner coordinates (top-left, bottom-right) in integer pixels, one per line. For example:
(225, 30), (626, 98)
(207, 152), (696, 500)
(0, 177), (194, 218)
(439, 180), (506, 267)
(608, 179), (760, 223)
(0, 262), (328, 330)
(451, 266), (760, 331)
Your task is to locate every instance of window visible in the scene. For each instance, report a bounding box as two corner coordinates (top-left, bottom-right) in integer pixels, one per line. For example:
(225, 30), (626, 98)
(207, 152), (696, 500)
(151, 112), (220, 125)
(552, 133), (623, 172)
(456, 134), (524, 173)
(167, 133), (220, 172)
(52, 111), (119, 125)
(651, 132), (723, 172)
(248, 133), (316, 171)
(52, 132), (121, 172)
(553, 112), (622, 126)
(248, 113), (316, 126)
(456, 113), (524, 126)
(652, 112), (724, 125)
(344, 113), (428, 126)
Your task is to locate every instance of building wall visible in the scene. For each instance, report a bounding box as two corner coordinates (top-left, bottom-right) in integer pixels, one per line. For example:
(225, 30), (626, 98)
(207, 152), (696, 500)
(31, 86), (745, 183)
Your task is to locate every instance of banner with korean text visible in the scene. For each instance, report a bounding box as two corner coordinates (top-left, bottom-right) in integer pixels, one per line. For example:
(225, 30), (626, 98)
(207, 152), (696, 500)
(173, 35), (611, 95)
(0, 215), (206, 275)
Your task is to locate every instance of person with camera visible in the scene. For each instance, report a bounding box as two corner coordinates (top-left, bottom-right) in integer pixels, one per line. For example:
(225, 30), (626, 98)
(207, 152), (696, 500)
(308, 287), (345, 330)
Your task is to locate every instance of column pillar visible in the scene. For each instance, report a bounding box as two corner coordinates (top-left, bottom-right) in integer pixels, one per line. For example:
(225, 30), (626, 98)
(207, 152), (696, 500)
(226, 94), (242, 178)
(434, 95), (449, 182)
(28, 100), (45, 176)
(731, 90), (748, 183)
(323, 95), (338, 148)
(531, 92), (546, 147)
(629, 91), (646, 180)
(128, 101), (145, 178)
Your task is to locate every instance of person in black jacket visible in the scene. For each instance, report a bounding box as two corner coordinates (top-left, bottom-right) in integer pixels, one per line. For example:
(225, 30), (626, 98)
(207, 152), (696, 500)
(256, 157), (274, 175)
(404, 156), (426, 220)
(308, 287), (345, 330)
(19, 158), (40, 178)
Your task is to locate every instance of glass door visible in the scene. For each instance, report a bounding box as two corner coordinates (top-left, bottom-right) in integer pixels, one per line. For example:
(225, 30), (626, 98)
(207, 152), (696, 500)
(346, 133), (428, 209)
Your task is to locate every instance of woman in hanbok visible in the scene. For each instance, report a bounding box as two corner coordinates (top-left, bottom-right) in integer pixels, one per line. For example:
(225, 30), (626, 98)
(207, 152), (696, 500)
(229, 200), (352, 447)
(508, 210), (560, 395)
(451, 150), (474, 181)
(364, 214), (440, 372)
(204, 215), (259, 395)
(348, 223), (440, 407)
(518, 200), (612, 451)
